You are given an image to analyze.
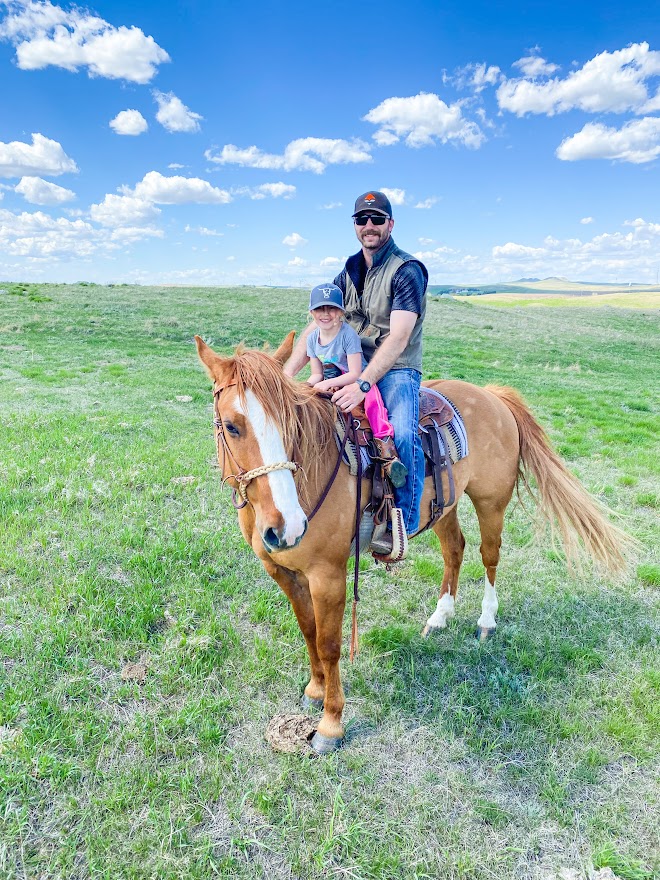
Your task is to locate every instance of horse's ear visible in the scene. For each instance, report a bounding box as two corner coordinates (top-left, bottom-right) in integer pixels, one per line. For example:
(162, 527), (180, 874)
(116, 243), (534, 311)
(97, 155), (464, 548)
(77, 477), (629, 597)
(272, 330), (296, 366)
(194, 335), (229, 382)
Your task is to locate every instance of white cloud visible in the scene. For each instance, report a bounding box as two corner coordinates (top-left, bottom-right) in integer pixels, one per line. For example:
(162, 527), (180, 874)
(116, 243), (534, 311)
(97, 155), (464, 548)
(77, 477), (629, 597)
(556, 117), (660, 164)
(130, 171), (231, 204)
(90, 194), (160, 227)
(153, 91), (202, 133)
(205, 137), (372, 174)
(488, 223), (660, 280)
(450, 62), (501, 92)
(0, 206), (161, 259)
(493, 242), (546, 258)
(380, 187), (406, 206)
(15, 175), (75, 205)
(415, 198), (438, 209)
(233, 182), (296, 200)
(282, 232), (307, 248)
(0, 0), (169, 83)
(498, 43), (660, 117)
(110, 109), (147, 136)
(363, 92), (485, 149)
(320, 256), (342, 267)
(418, 237), (435, 245)
(168, 163), (185, 170)
(321, 202), (342, 209)
(413, 245), (459, 266)
(185, 225), (223, 237)
(288, 256), (306, 267)
(258, 182), (296, 199)
(512, 55), (559, 77)
(0, 133), (77, 178)
(580, 217), (594, 224)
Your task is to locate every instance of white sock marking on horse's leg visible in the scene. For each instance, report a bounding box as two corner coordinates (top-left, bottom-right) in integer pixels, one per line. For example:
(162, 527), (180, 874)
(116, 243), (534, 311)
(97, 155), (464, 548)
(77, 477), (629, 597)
(425, 592), (455, 630)
(477, 573), (498, 631)
(236, 391), (307, 544)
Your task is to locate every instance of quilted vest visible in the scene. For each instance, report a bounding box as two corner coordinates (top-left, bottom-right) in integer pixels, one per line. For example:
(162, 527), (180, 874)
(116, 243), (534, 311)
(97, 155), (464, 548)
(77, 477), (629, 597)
(344, 239), (426, 371)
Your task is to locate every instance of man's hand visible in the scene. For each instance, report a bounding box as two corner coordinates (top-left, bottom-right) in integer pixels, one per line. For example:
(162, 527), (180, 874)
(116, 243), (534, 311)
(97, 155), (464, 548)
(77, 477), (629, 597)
(332, 383), (366, 412)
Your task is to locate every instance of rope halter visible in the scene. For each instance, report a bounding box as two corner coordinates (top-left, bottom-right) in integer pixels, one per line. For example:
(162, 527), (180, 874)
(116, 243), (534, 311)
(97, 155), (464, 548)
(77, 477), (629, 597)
(230, 460), (299, 504)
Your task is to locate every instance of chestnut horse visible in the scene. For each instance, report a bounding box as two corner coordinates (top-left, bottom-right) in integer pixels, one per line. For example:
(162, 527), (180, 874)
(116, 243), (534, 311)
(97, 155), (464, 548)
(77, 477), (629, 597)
(195, 332), (629, 753)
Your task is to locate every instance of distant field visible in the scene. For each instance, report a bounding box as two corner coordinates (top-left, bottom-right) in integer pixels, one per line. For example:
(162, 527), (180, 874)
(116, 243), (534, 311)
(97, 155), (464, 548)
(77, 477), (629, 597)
(0, 283), (658, 880)
(455, 290), (660, 309)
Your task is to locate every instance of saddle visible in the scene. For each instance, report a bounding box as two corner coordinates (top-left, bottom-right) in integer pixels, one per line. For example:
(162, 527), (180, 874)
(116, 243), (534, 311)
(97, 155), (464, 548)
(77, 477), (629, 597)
(342, 386), (459, 552)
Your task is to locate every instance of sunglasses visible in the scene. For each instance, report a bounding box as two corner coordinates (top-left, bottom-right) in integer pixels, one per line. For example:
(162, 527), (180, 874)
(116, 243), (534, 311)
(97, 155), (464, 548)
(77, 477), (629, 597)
(353, 213), (389, 226)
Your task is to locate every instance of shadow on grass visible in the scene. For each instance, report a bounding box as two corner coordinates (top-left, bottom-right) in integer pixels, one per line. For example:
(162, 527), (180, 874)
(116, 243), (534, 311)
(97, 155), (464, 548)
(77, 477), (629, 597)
(352, 589), (657, 765)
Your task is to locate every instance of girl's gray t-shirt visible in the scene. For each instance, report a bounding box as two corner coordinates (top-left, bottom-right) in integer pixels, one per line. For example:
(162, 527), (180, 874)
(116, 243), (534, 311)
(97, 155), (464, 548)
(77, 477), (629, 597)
(306, 322), (367, 374)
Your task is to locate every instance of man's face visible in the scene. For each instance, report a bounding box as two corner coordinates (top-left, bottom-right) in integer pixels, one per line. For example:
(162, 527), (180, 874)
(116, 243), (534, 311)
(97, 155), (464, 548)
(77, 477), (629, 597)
(354, 213), (394, 253)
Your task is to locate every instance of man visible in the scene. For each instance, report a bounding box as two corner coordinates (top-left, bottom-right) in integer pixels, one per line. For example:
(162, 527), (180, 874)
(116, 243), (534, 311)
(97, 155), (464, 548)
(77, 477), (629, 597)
(285, 190), (428, 544)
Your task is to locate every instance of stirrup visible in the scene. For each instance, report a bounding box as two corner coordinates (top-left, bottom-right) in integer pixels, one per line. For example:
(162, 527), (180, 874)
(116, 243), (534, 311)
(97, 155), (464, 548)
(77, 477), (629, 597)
(371, 508), (408, 563)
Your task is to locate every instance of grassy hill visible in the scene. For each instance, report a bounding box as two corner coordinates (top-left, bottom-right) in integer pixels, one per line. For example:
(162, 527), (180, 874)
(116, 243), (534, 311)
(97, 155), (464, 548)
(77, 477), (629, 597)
(0, 283), (658, 880)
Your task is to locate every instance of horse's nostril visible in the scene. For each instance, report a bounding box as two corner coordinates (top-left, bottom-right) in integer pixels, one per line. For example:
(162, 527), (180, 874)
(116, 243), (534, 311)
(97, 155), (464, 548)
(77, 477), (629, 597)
(263, 527), (280, 549)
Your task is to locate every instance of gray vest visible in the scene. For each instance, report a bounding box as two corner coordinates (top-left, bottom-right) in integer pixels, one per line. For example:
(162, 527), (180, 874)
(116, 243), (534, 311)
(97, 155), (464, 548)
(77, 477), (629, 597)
(344, 240), (426, 372)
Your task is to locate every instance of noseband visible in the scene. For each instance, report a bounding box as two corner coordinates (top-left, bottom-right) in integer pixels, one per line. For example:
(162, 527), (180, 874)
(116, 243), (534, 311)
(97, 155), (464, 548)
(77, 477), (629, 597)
(213, 382), (299, 509)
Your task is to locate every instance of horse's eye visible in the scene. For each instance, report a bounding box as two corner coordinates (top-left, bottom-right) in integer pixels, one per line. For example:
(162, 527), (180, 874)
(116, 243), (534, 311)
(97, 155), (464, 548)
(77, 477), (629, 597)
(224, 421), (240, 437)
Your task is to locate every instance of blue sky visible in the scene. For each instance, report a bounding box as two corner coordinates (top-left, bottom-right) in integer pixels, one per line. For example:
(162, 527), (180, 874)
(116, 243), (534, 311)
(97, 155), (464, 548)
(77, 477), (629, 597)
(2, 0), (660, 286)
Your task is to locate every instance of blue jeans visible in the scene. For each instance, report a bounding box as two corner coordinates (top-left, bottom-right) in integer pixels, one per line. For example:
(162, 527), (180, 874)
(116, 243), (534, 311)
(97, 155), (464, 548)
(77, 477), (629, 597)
(376, 368), (423, 534)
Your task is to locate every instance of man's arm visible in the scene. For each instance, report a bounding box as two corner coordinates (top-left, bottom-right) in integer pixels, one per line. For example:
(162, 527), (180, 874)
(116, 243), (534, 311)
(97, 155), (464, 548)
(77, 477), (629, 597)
(283, 321), (315, 377)
(331, 310), (417, 412)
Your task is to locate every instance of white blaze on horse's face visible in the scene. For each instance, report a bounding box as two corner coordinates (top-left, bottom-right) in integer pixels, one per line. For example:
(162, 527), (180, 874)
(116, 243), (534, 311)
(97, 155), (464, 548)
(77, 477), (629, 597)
(234, 390), (308, 549)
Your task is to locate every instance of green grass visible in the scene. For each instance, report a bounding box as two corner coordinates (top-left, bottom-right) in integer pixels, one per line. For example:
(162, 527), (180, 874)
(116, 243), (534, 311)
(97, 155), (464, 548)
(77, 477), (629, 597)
(0, 283), (658, 879)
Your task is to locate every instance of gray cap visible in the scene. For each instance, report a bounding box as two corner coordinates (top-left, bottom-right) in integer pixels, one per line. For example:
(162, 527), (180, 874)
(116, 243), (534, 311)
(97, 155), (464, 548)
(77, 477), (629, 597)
(353, 190), (392, 218)
(309, 283), (345, 311)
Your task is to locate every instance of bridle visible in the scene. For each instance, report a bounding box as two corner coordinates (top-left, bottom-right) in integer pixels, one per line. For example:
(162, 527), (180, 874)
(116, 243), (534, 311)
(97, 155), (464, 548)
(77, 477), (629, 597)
(213, 381), (299, 509)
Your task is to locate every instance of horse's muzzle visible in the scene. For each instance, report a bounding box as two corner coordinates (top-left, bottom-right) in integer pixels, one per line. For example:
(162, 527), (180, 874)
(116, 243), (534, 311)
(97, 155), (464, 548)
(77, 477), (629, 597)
(262, 519), (308, 553)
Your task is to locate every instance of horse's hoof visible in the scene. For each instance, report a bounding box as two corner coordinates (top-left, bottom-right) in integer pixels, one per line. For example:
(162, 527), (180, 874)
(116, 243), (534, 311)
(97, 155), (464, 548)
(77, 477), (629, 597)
(301, 693), (324, 712)
(310, 732), (344, 755)
(421, 623), (443, 638)
(476, 626), (495, 642)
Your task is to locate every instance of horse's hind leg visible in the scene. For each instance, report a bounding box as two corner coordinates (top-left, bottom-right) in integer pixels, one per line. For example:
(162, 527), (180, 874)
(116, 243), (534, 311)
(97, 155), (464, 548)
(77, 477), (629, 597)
(422, 507), (465, 637)
(473, 501), (507, 641)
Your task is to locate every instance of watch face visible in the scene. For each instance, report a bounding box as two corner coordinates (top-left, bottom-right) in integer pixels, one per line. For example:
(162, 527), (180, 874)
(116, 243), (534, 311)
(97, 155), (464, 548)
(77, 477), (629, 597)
(359, 380), (370, 392)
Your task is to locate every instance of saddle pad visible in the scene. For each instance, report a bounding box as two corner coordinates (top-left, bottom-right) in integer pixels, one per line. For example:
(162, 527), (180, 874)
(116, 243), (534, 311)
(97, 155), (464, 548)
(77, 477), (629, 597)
(420, 391), (469, 464)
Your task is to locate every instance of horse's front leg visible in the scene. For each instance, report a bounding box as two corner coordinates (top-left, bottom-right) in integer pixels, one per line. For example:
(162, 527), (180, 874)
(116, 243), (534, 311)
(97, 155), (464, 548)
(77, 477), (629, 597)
(259, 558), (325, 707)
(307, 563), (347, 753)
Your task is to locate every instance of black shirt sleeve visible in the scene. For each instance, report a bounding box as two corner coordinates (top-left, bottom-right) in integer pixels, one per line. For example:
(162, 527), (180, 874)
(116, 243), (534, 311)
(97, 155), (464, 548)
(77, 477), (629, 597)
(391, 262), (427, 315)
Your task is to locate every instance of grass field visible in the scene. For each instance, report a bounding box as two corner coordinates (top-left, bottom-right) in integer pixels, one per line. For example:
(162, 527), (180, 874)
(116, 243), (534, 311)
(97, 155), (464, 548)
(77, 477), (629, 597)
(1, 282), (658, 880)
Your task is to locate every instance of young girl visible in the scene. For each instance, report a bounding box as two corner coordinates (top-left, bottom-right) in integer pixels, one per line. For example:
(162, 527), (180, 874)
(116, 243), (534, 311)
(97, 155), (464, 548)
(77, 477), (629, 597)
(305, 283), (407, 488)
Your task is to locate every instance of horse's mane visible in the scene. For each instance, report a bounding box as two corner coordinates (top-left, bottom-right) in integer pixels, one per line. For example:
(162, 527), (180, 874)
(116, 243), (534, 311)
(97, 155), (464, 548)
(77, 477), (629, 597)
(227, 345), (338, 508)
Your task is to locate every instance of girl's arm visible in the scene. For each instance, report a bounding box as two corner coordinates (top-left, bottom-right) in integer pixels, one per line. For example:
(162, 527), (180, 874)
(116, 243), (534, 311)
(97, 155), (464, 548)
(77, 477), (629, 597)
(307, 355), (324, 386)
(313, 352), (362, 392)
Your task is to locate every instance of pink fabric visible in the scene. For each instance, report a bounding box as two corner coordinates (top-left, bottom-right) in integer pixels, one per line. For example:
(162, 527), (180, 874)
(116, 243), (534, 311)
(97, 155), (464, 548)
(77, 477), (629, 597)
(364, 384), (394, 439)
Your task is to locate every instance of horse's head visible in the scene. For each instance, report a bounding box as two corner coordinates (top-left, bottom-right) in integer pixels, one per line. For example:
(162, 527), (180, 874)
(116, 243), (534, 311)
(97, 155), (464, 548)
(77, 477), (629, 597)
(195, 332), (308, 553)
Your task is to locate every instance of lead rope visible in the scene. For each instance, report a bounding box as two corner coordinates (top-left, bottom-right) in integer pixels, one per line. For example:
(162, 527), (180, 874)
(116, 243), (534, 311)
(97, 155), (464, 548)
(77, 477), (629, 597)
(350, 415), (362, 662)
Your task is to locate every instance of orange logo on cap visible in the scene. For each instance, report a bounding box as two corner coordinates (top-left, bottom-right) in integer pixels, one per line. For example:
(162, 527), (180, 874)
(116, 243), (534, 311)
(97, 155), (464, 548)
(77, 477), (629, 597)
(364, 193), (376, 202)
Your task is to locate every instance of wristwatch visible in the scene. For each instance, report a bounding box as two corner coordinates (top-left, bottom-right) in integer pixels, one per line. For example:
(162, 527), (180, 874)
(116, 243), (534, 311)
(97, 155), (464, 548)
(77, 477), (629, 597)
(357, 378), (371, 393)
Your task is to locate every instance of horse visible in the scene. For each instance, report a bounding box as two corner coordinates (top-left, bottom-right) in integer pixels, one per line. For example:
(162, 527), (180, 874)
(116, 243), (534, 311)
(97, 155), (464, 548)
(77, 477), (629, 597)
(195, 331), (630, 754)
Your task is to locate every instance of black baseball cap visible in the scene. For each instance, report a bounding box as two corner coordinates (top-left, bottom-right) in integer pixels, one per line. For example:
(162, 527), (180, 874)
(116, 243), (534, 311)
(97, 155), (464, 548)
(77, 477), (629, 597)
(352, 191), (392, 218)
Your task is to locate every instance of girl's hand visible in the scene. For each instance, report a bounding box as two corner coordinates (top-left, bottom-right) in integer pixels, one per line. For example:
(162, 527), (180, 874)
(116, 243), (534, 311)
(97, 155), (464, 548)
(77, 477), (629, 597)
(314, 378), (339, 393)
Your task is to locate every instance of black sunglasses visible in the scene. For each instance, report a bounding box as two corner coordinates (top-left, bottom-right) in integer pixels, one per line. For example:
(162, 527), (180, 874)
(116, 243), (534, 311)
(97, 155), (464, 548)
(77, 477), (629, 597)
(353, 213), (389, 226)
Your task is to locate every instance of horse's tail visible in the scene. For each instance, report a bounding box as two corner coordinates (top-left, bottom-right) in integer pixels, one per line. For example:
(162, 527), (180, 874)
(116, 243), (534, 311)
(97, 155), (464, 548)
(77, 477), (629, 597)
(486, 385), (633, 574)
